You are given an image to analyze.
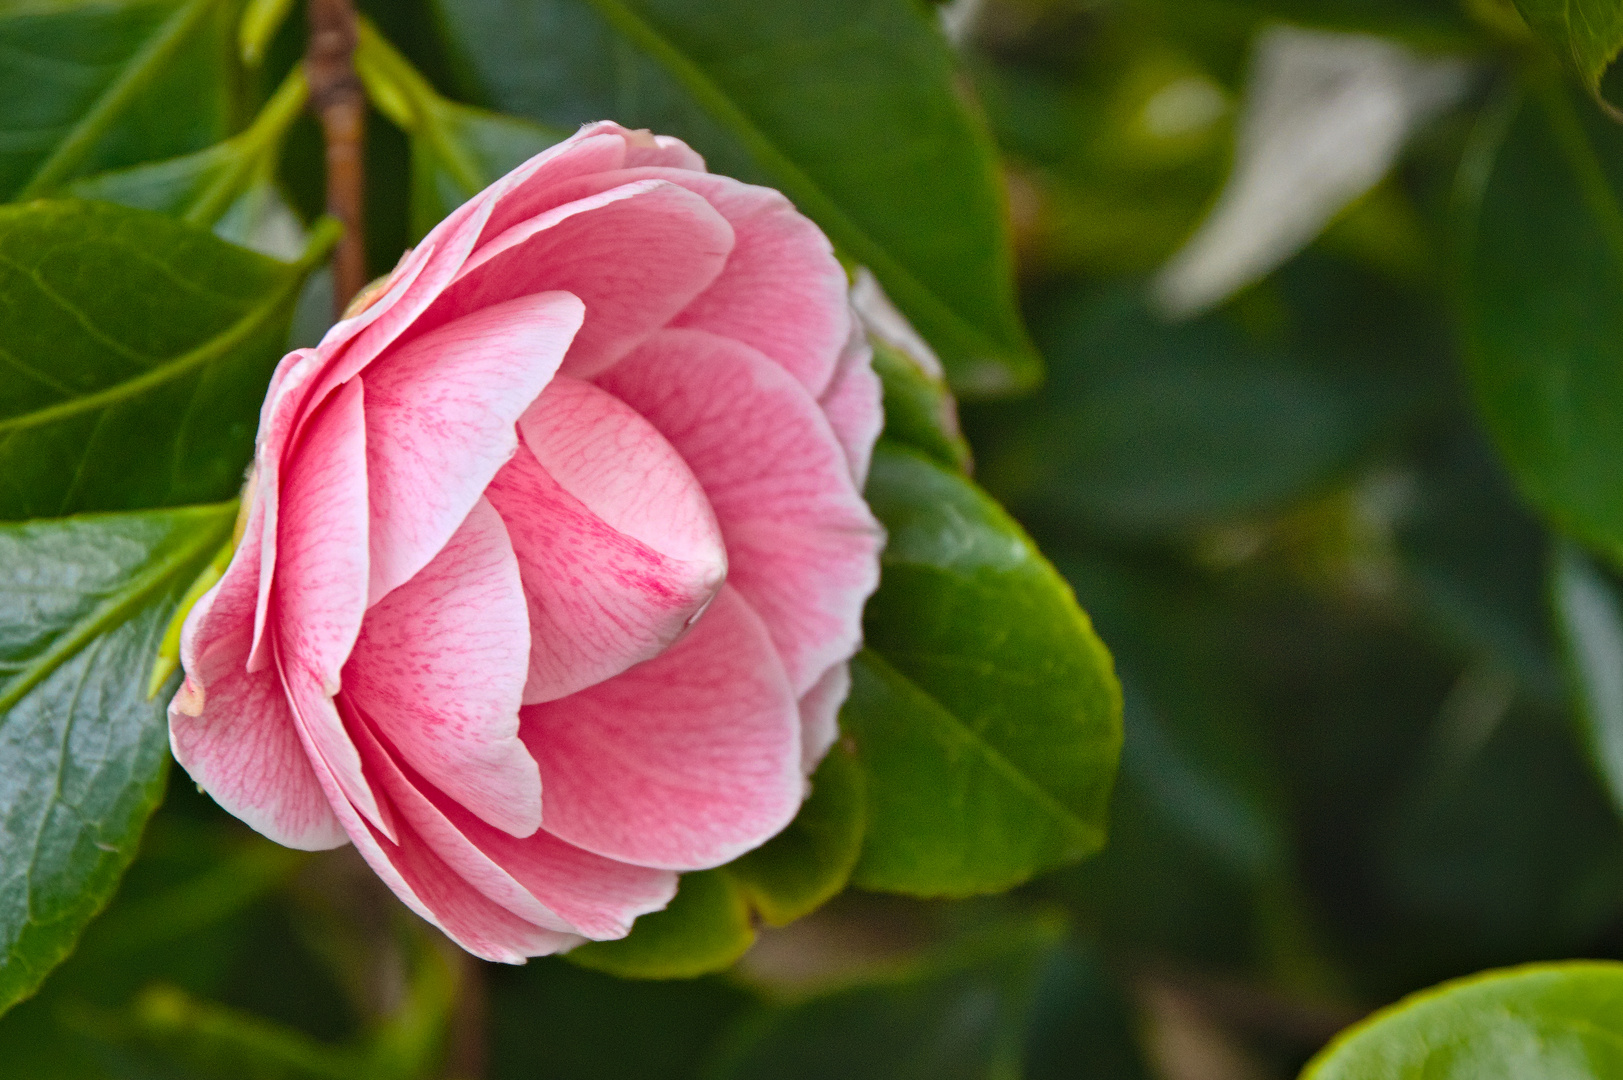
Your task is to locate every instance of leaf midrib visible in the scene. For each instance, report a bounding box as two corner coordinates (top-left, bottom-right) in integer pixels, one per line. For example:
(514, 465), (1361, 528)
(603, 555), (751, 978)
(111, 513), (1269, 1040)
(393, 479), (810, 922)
(0, 215), (339, 438)
(0, 504), (234, 716)
(859, 649), (1099, 845)
(578, 0), (1019, 369)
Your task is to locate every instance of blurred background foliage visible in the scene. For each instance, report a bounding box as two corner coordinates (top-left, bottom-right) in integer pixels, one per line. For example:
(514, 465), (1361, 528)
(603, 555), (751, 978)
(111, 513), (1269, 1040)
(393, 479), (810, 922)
(9, 0), (1623, 1075)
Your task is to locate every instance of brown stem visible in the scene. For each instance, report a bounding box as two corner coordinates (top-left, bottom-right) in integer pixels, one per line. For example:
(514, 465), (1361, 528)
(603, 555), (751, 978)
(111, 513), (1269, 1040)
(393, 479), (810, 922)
(306, 0), (366, 315)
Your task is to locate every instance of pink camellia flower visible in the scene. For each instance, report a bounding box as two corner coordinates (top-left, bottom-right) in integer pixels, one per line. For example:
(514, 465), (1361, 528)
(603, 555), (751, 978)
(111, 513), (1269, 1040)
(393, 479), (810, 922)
(168, 122), (884, 961)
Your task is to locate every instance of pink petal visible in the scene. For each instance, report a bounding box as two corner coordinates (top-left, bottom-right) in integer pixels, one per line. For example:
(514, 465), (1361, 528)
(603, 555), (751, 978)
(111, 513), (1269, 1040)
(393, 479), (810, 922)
(169, 504), (346, 850)
(498, 165), (850, 395)
(576, 121), (707, 170)
(361, 291), (584, 603)
(488, 378), (726, 704)
(268, 380), (393, 836)
(523, 586), (801, 870)
(797, 662), (851, 777)
(273, 379), (370, 690)
(351, 715), (677, 940)
(818, 319), (883, 487)
(425, 180), (734, 380)
(294, 713), (576, 963)
(282, 645), (398, 843)
(598, 328), (883, 696)
(341, 498), (541, 838)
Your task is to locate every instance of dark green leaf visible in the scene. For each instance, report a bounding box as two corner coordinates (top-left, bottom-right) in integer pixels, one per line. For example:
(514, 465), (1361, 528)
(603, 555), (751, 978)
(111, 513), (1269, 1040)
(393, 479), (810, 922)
(355, 21), (563, 242)
(707, 916), (1064, 1080)
(969, 260), (1437, 536)
(567, 869), (754, 980)
(1303, 962), (1623, 1078)
(489, 959), (748, 1080)
(1550, 540), (1623, 820)
(872, 339), (972, 474)
(0, 200), (337, 521)
(434, 0), (1040, 395)
(0, 502), (237, 1017)
(1512, 0), (1623, 109)
(0, 0), (236, 202)
(1459, 80), (1623, 561)
(846, 445), (1121, 896)
(65, 66), (309, 232)
(728, 742), (866, 928)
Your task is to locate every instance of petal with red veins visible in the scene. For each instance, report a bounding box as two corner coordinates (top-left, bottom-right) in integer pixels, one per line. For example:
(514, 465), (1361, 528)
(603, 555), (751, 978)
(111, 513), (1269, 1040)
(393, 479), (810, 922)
(488, 379), (726, 704)
(523, 586), (801, 871)
(428, 180), (734, 380)
(169, 506), (346, 850)
(274, 379), (370, 690)
(361, 291), (584, 603)
(797, 662), (852, 777)
(501, 166), (849, 395)
(294, 710), (575, 963)
(351, 715), (676, 939)
(817, 319), (883, 487)
(599, 328), (882, 696)
(342, 498), (540, 838)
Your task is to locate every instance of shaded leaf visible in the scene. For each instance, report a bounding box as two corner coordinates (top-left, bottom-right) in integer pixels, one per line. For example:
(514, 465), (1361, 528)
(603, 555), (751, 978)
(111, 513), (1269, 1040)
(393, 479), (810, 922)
(0, 201), (337, 521)
(872, 339), (972, 474)
(707, 915), (1065, 1080)
(1512, 0), (1623, 109)
(0, 502), (237, 1017)
(847, 445), (1121, 896)
(1303, 962), (1623, 1078)
(1459, 79), (1623, 561)
(728, 742), (866, 928)
(0, 0), (236, 201)
(567, 870), (754, 980)
(1550, 540), (1623, 821)
(434, 0), (1040, 394)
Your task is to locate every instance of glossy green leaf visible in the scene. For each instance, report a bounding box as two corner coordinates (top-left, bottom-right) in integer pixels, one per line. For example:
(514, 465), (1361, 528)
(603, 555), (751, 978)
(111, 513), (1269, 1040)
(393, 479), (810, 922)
(434, 0), (1040, 395)
(707, 916), (1065, 1080)
(567, 869), (754, 980)
(846, 445), (1121, 897)
(1460, 80), (1623, 562)
(871, 339), (972, 474)
(727, 742), (866, 928)
(1303, 962), (1623, 1078)
(0, 0), (236, 202)
(0, 503), (237, 1017)
(355, 21), (563, 242)
(0, 201), (338, 521)
(1511, 0), (1623, 109)
(66, 66), (309, 231)
(1550, 540), (1623, 819)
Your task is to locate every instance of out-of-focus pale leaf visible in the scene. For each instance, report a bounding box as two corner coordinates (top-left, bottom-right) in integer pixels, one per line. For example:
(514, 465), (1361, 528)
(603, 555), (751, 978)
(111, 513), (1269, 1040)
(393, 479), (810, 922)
(1153, 26), (1469, 317)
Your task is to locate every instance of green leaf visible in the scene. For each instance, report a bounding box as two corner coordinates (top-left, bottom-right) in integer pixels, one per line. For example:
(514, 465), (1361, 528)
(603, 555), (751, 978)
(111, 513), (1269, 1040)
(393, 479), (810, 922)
(0, 0), (236, 202)
(66, 66), (309, 231)
(355, 21), (563, 242)
(0, 502), (237, 1017)
(968, 259), (1438, 536)
(567, 869), (755, 980)
(0, 201), (339, 521)
(727, 742), (866, 928)
(1459, 79), (1623, 562)
(872, 339), (972, 474)
(846, 445), (1121, 896)
(434, 0), (1040, 395)
(707, 915), (1065, 1080)
(1512, 0), (1623, 111)
(1550, 540), (1623, 820)
(1302, 961), (1623, 1078)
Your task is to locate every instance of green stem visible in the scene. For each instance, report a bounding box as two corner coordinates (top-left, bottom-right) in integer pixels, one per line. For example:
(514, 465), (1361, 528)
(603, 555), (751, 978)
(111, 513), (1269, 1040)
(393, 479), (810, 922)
(185, 65), (311, 228)
(354, 19), (485, 195)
